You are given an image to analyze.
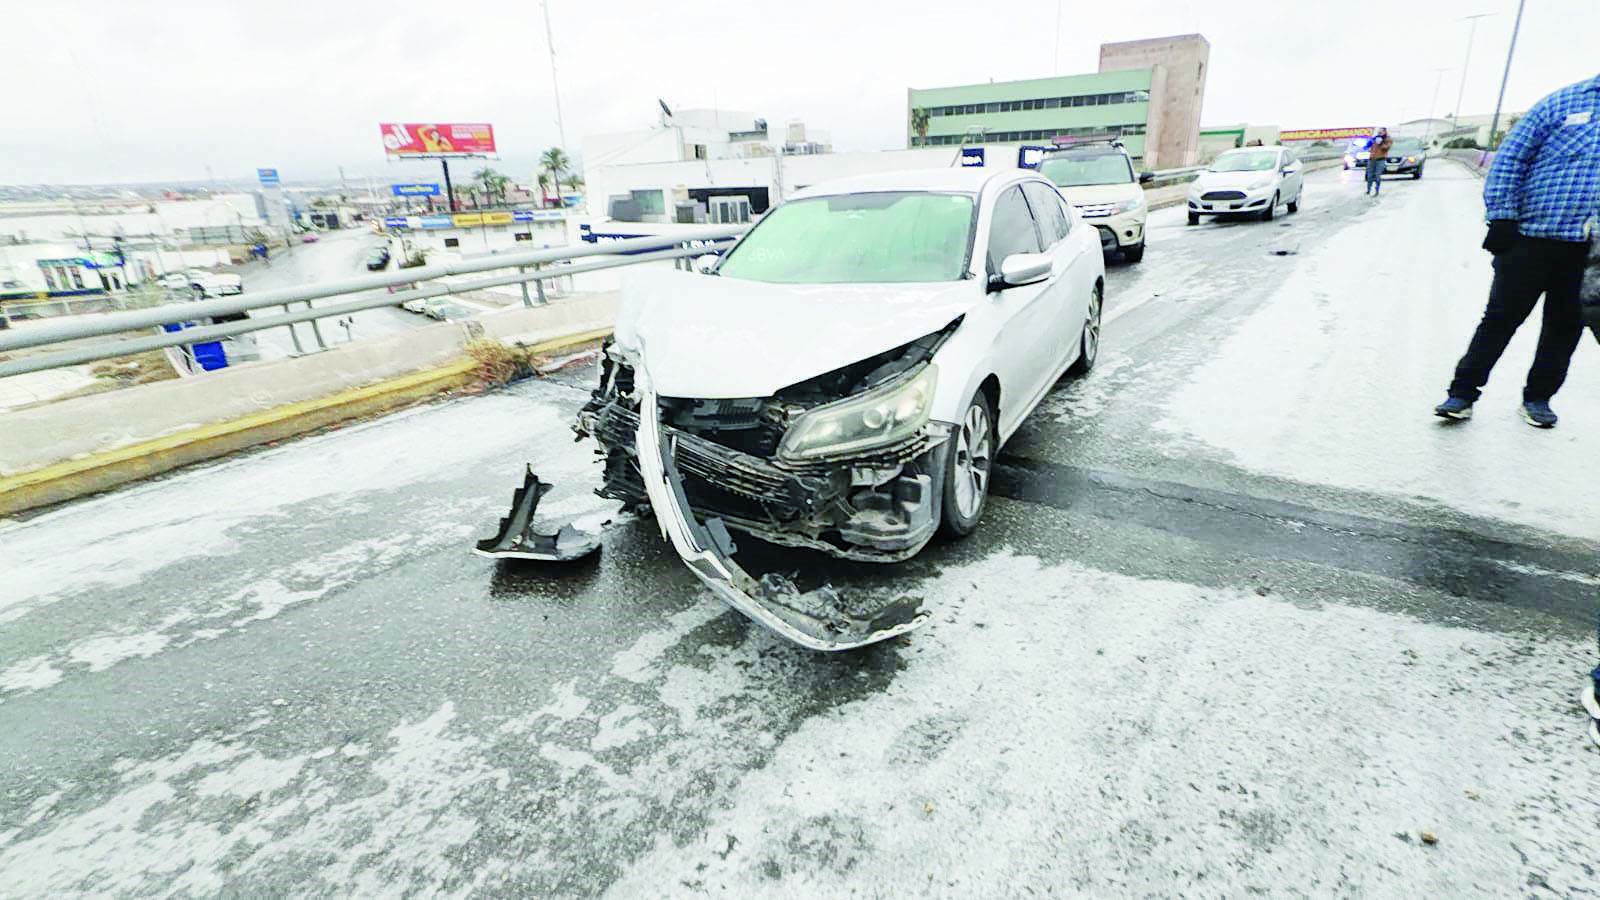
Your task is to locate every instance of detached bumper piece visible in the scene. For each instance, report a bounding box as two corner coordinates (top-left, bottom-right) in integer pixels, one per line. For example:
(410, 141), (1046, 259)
(635, 373), (927, 651)
(474, 466), (608, 561)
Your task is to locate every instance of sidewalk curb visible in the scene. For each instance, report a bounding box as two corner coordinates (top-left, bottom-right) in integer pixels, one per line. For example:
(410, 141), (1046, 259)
(0, 327), (612, 517)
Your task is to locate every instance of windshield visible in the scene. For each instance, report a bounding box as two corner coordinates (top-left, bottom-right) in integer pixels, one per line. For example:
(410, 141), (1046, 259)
(1038, 153), (1134, 187)
(1391, 139), (1424, 155)
(716, 191), (975, 284)
(1210, 150), (1279, 172)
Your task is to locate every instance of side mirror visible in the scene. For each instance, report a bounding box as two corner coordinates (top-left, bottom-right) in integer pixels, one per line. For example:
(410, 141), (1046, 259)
(693, 254), (719, 274)
(990, 252), (1052, 291)
(1139, 171), (1155, 184)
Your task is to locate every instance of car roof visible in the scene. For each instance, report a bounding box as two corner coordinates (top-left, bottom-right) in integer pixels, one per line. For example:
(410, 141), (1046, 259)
(787, 167), (1039, 201)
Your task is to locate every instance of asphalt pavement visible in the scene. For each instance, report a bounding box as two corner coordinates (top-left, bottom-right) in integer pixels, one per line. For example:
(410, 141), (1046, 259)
(3, 161), (1598, 896)
(237, 228), (427, 359)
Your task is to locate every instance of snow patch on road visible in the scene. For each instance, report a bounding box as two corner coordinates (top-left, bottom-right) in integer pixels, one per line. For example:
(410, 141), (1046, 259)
(1157, 165), (1600, 541)
(602, 550), (1597, 896)
(0, 655), (63, 693)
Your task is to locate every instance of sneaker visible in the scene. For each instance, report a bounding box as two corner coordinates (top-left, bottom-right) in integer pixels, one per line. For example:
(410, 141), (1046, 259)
(1521, 400), (1558, 428)
(1433, 397), (1473, 420)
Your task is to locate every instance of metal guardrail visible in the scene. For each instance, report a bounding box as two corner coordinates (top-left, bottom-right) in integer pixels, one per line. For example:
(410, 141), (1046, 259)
(0, 226), (748, 379)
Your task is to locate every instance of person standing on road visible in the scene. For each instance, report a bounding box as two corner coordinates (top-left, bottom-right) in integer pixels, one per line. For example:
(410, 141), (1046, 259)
(1434, 74), (1600, 428)
(1364, 128), (1393, 196)
(1585, 234), (1600, 344)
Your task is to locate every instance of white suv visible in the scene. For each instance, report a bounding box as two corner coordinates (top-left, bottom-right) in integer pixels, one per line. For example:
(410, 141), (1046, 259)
(1037, 142), (1151, 263)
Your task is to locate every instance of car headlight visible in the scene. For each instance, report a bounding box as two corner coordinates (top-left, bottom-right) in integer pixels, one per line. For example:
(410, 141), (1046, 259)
(778, 364), (938, 462)
(1404, 156), (1417, 164)
(1114, 198), (1143, 214)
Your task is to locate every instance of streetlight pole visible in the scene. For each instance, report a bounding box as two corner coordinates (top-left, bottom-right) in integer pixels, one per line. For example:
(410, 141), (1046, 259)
(1487, 0), (1527, 150)
(542, 0), (569, 152)
(1452, 13), (1493, 132)
(1425, 67), (1451, 148)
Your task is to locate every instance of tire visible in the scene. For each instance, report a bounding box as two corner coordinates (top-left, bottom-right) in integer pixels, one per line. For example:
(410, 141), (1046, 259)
(1261, 193), (1278, 221)
(1413, 167), (1423, 180)
(1187, 211), (1200, 226)
(1121, 240), (1145, 263)
(939, 390), (995, 538)
(1287, 191), (1300, 214)
(1067, 283), (1103, 377)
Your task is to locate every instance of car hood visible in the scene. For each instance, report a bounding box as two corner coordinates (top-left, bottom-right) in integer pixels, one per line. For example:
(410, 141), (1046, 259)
(1190, 171), (1275, 192)
(616, 268), (976, 399)
(1057, 182), (1141, 206)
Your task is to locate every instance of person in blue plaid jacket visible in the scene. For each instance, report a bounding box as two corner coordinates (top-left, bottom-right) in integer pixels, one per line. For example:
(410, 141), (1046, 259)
(1435, 73), (1600, 429)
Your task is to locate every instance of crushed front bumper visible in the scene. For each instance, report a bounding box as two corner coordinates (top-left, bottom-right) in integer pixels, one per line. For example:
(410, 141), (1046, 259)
(633, 369), (929, 651)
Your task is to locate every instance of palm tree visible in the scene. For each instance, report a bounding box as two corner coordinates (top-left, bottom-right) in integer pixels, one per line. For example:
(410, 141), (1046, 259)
(910, 108), (930, 147)
(562, 172), (584, 196)
(539, 147), (571, 188)
(535, 171), (553, 208)
(473, 167), (510, 207)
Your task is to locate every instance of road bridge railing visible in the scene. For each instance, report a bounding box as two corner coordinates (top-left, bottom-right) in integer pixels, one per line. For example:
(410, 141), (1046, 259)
(0, 225), (749, 379)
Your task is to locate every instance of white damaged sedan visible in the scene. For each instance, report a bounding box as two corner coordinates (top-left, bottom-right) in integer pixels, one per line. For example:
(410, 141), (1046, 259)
(480, 168), (1106, 650)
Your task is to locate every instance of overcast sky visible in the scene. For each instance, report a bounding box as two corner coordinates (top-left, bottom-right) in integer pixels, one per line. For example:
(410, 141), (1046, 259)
(4, 0), (1597, 185)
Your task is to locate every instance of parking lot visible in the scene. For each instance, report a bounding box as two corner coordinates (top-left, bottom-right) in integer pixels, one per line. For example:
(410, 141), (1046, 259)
(3, 161), (1597, 895)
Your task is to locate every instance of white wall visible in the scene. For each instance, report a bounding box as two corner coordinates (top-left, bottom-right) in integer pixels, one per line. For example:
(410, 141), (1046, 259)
(0, 194), (265, 242)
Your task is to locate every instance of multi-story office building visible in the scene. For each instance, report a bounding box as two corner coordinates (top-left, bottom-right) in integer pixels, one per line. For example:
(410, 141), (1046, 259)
(907, 34), (1210, 169)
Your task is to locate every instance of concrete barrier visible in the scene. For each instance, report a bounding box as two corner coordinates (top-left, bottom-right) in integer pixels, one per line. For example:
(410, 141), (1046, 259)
(0, 292), (620, 516)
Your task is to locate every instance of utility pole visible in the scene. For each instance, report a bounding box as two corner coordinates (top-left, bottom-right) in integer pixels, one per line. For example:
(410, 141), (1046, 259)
(542, 0), (569, 152)
(1425, 67), (1451, 148)
(1487, 0), (1526, 150)
(1452, 13), (1493, 131)
(1052, 0), (1063, 73)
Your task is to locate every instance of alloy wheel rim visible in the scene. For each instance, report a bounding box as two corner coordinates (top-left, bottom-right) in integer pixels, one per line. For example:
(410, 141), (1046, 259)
(953, 402), (992, 518)
(1084, 290), (1102, 362)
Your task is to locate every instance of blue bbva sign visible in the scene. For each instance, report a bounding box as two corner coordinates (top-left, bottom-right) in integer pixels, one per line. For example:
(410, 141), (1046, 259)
(959, 147), (985, 167)
(391, 183), (441, 197)
(256, 168), (280, 186)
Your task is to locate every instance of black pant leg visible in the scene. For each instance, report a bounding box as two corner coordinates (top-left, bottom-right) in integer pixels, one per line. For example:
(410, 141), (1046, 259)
(1448, 241), (1546, 402)
(1523, 244), (1588, 401)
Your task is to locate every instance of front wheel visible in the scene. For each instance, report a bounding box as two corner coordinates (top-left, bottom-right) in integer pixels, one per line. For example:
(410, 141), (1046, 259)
(1121, 240), (1145, 263)
(1261, 193), (1278, 221)
(1187, 211), (1200, 226)
(1287, 191), (1300, 214)
(939, 391), (995, 538)
(1413, 168), (1423, 180)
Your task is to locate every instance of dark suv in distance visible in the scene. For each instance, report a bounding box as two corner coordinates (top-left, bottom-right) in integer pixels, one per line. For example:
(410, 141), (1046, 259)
(1376, 138), (1428, 180)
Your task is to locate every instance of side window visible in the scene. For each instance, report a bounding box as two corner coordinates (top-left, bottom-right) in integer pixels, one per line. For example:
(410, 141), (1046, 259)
(986, 186), (1043, 275)
(1022, 183), (1071, 247)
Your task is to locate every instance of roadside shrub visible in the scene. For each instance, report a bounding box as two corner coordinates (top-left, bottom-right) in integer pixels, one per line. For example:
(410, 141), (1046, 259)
(464, 339), (522, 385)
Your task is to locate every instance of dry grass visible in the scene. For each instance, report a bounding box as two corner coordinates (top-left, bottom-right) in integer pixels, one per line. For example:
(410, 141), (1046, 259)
(464, 339), (531, 385)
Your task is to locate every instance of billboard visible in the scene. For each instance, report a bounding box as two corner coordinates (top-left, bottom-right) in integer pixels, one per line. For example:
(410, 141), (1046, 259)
(391, 182), (441, 197)
(257, 168), (280, 186)
(1279, 127), (1373, 143)
(380, 123), (496, 157)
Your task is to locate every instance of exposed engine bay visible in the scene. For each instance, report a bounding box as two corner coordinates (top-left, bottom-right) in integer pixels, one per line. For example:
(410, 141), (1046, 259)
(577, 322), (958, 563)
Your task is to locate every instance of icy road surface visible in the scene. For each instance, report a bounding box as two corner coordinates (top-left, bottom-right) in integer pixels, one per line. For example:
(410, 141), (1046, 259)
(3, 162), (1597, 896)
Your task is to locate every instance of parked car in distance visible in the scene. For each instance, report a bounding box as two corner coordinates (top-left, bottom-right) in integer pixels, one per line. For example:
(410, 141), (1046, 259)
(1037, 140), (1151, 263)
(300, 233), (320, 243)
(425, 302), (471, 321)
(366, 247), (392, 270)
(160, 270), (242, 296)
(1187, 146), (1305, 225)
(400, 297), (430, 314)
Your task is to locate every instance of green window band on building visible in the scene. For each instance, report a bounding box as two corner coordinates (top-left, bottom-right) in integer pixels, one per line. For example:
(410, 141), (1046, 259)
(908, 69), (1157, 162)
